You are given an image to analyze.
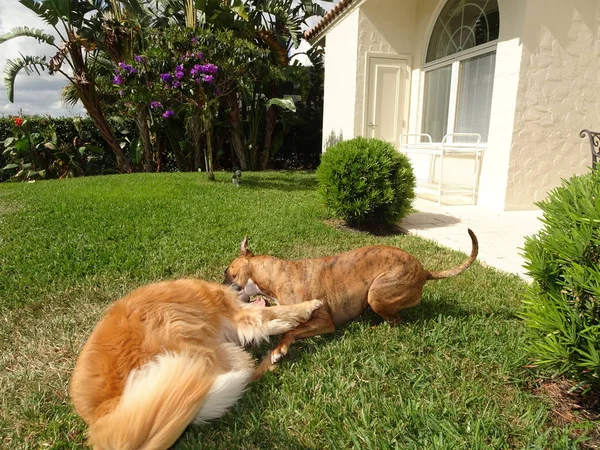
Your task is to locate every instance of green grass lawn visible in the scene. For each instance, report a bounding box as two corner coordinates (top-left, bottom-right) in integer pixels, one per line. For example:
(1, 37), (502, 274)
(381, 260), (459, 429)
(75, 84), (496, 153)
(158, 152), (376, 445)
(0, 171), (591, 449)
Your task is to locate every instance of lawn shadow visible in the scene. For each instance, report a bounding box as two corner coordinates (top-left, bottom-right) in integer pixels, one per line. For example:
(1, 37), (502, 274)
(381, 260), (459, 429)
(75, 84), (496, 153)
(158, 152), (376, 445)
(324, 218), (408, 237)
(241, 172), (318, 192)
(401, 212), (461, 229)
(256, 294), (479, 366)
(176, 394), (316, 450)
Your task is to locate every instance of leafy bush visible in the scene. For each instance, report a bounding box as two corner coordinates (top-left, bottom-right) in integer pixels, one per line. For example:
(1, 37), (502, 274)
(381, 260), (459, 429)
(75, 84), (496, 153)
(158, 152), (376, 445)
(521, 170), (600, 389)
(316, 137), (415, 226)
(0, 115), (131, 181)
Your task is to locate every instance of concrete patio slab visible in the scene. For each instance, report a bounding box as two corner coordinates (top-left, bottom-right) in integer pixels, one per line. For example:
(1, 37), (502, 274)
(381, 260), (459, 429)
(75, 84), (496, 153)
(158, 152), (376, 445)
(401, 198), (544, 281)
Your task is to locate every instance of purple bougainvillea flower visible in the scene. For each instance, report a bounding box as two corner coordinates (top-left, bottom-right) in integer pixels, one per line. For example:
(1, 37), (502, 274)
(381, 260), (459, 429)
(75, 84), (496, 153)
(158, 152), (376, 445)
(190, 64), (201, 77)
(150, 101), (162, 109)
(191, 37), (198, 44)
(135, 55), (146, 63)
(176, 64), (184, 72)
(197, 52), (203, 60)
(162, 110), (175, 119)
(113, 75), (124, 85)
(203, 74), (213, 83)
(175, 70), (185, 80)
(172, 81), (181, 89)
(160, 73), (172, 83)
(200, 63), (218, 75)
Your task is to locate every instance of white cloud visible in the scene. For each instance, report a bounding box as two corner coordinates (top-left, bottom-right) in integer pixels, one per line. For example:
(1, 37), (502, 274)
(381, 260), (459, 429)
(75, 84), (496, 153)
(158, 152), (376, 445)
(0, 0), (85, 117)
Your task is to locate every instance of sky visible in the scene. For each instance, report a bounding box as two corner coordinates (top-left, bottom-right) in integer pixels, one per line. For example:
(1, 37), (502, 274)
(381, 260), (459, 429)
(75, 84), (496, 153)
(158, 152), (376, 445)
(0, 0), (334, 118)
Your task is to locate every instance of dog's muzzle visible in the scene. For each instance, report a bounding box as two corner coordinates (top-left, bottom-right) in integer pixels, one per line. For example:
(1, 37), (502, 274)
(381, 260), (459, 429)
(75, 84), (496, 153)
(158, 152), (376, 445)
(223, 281), (251, 303)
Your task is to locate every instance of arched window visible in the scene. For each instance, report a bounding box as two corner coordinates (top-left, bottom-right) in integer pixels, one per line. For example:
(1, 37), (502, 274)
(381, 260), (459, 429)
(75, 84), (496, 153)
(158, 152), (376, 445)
(421, 0), (499, 143)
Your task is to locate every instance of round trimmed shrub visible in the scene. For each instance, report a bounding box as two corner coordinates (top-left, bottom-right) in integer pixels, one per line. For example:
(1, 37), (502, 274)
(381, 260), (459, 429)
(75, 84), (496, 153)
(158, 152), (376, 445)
(316, 137), (415, 226)
(521, 169), (600, 389)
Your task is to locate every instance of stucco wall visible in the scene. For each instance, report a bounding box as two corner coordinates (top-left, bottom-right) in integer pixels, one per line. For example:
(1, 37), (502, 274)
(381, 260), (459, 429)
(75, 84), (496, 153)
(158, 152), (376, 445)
(321, 9), (360, 150)
(476, 0), (526, 209)
(504, 0), (599, 210)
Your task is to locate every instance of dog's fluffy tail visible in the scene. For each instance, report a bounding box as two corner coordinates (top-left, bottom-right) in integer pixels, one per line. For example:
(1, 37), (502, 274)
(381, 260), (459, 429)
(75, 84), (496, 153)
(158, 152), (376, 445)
(88, 353), (251, 450)
(427, 229), (478, 280)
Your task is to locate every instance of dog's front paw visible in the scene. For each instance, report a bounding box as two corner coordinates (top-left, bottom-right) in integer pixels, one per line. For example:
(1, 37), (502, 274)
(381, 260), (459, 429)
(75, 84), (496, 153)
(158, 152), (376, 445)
(308, 299), (323, 313)
(270, 348), (286, 364)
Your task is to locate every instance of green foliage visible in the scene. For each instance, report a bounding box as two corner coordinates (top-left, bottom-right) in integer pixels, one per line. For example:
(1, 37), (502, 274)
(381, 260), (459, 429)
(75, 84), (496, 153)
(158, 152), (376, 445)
(316, 137), (415, 226)
(1, 118), (110, 181)
(521, 170), (600, 389)
(0, 115), (135, 181)
(3, 55), (49, 103)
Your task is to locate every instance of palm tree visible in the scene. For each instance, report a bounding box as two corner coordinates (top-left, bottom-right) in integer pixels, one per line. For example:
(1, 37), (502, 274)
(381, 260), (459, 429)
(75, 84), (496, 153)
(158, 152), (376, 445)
(217, 0), (330, 169)
(0, 0), (133, 173)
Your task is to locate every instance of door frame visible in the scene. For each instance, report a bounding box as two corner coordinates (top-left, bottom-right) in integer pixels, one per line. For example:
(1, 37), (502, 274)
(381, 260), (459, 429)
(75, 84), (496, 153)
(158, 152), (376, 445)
(362, 52), (412, 144)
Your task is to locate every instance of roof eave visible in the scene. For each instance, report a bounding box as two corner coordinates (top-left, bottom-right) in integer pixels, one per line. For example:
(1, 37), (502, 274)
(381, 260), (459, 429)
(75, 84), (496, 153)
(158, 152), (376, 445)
(304, 0), (368, 46)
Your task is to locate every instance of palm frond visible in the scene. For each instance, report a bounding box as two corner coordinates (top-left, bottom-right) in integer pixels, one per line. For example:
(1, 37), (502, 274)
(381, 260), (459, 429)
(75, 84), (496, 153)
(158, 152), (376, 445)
(18, 0), (60, 27)
(294, 0), (328, 20)
(4, 55), (49, 102)
(61, 82), (80, 107)
(0, 26), (56, 46)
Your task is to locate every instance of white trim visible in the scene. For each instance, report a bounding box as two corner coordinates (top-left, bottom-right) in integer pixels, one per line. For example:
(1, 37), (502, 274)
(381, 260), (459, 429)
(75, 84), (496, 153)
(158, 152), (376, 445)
(423, 41), (498, 70)
(423, 0), (452, 65)
(446, 60), (460, 139)
(362, 53), (412, 138)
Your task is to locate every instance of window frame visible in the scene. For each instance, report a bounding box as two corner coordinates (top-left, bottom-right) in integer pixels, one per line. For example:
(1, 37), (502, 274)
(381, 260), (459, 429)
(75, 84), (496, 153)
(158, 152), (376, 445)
(420, 0), (500, 144)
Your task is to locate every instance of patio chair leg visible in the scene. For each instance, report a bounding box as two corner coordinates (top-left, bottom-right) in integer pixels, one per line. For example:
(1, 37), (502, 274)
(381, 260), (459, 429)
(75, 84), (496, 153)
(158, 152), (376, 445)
(438, 152), (444, 205)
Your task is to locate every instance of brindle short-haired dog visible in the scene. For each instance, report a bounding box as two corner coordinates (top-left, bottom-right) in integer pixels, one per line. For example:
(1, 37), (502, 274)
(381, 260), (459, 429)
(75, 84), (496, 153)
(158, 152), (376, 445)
(224, 230), (478, 376)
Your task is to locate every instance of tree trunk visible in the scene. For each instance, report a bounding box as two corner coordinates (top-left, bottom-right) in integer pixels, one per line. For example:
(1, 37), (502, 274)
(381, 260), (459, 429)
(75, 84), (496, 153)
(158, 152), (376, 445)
(224, 92), (249, 170)
(164, 128), (189, 172)
(67, 38), (132, 173)
(155, 133), (163, 172)
(204, 116), (215, 181)
(135, 106), (155, 172)
(260, 104), (277, 170)
(77, 86), (132, 173)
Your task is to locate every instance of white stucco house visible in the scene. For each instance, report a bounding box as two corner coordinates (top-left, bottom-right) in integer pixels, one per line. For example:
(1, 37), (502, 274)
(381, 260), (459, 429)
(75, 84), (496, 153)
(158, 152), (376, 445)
(306, 0), (600, 210)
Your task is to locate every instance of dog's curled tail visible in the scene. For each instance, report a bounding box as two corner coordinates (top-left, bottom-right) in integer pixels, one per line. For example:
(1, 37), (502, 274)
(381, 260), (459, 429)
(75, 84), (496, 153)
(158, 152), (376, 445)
(427, 229), (478, 280)
(88, 353), (251, 450)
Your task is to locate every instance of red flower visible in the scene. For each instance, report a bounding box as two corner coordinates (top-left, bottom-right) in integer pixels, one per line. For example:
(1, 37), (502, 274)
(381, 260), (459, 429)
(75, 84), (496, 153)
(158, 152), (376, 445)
(14, 117), (23, 127)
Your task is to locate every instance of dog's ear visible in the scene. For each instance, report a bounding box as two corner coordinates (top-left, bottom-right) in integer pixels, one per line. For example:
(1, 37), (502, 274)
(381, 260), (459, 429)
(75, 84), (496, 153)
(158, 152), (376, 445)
(240, 235), (249, 256)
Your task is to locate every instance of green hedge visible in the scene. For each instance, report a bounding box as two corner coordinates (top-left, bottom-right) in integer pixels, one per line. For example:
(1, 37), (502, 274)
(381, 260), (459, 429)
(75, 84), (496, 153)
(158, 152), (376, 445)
(521, 170), (600, 389)
(0, 115), (134, 181)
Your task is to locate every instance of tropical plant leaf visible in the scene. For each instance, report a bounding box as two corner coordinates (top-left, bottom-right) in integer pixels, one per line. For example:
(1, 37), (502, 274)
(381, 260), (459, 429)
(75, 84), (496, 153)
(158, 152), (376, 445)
(61, 83), (80, 107)
(0, 26), (55, 46)
(267, 96), (296, 112)
(18, 0), (60, 27)
(1, 164), (19, 171)
(4, 55), (49, 102)
(230, 0), (248, 21)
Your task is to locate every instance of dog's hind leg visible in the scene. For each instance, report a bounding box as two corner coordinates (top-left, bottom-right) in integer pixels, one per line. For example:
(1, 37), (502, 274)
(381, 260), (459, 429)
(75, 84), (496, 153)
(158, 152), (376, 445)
(252, 308), (335, 380)
(367, 278), (424, 325)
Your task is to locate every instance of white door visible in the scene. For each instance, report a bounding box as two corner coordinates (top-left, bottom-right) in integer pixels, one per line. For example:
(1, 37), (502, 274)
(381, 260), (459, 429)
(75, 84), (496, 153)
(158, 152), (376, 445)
(365, 57), (408, 145)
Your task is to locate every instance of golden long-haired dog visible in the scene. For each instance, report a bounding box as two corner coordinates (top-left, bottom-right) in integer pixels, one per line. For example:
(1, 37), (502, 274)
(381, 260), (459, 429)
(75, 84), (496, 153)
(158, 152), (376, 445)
(70, 279), (322, 450)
